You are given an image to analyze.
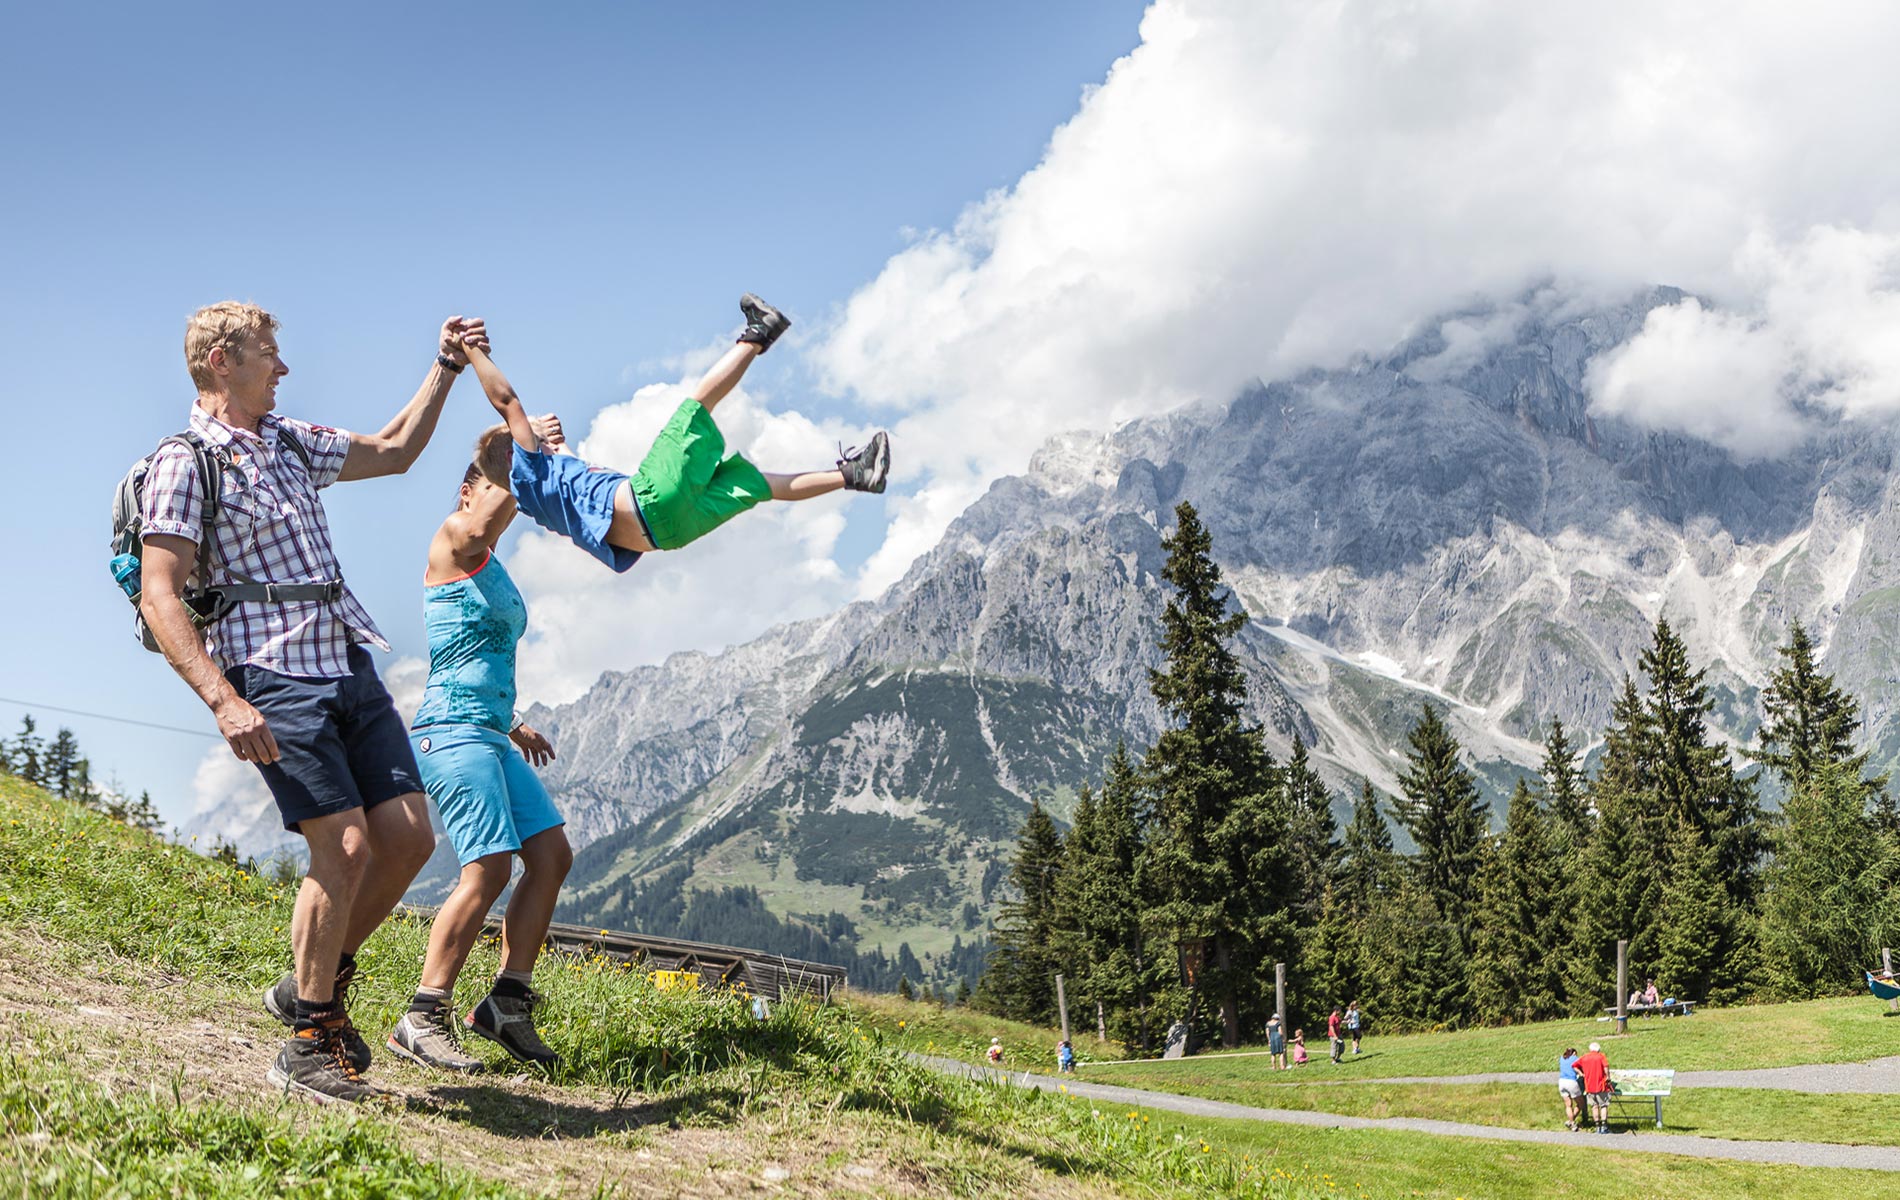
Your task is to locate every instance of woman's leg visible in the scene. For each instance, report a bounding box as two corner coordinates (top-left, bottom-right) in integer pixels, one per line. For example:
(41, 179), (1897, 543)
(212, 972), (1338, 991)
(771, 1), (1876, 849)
(498, 826), (574, 974)
(418, 853), (513, 992)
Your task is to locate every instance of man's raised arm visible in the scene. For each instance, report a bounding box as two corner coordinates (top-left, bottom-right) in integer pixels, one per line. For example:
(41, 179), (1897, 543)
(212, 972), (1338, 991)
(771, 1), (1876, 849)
(338, 317), (488, 481)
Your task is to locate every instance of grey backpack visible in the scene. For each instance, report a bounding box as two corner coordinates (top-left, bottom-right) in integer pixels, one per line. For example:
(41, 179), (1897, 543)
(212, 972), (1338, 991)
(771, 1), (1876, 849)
(110, 427), (341, 650)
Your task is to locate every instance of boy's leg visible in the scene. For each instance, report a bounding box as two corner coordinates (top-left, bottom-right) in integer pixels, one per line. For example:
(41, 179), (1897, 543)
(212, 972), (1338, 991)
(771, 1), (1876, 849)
(691, 343), (761, 416)
(765, 469), (845, 501)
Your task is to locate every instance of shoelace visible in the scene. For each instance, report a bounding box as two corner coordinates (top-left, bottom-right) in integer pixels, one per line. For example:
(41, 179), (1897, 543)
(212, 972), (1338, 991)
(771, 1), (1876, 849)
(837, 442), (865, 470)
(315, 1024), (365, 1080)
(421, 1005), (468, 1048)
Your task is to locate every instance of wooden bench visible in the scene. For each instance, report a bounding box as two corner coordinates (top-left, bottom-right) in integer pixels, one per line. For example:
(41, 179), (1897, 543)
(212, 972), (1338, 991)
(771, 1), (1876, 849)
(1603, 1068), (1674, 1129)
(1601, 999), (1697, 1018)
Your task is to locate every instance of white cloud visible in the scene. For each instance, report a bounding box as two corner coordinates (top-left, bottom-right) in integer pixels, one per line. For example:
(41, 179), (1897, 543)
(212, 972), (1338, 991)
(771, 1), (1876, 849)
(509, 372), (859, 704)
(815, 0), (1900, 593)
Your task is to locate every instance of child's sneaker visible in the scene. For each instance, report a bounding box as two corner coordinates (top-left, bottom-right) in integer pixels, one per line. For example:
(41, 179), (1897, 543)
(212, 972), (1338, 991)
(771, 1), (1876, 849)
(838, 432), (890, 494)
(737, 294), (791, 353)
(466, 990), (560, 1067)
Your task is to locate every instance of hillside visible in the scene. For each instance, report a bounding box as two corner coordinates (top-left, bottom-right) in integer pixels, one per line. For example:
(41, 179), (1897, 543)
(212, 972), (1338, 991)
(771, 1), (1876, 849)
(194, 290), (1900, 996)
(13, 777), (1900, 1198)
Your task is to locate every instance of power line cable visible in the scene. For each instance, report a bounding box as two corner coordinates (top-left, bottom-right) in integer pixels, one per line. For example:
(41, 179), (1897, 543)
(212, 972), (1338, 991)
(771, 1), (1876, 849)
(0, 695), (219, 740)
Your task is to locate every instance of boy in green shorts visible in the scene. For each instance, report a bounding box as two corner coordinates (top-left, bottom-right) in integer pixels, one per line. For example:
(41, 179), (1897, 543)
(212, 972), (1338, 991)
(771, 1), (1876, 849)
(462, 295), (889, 573)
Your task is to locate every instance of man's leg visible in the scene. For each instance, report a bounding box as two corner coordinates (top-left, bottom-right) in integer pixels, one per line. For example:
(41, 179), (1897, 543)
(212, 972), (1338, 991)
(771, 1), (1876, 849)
(293, 809), (373, 1004)
(340, 792), (437, 955)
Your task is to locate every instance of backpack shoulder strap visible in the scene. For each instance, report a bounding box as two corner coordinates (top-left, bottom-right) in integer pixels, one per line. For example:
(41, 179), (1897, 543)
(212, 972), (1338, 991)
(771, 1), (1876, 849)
(275, 425), (315, 473)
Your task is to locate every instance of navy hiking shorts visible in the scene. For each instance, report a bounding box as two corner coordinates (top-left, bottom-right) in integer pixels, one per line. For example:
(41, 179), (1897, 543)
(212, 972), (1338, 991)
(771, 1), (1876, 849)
(225, 644), (423, 831)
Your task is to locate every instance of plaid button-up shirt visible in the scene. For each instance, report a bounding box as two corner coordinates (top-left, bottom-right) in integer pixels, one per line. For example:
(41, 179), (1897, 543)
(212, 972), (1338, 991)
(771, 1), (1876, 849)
(140, 406), (389, 678)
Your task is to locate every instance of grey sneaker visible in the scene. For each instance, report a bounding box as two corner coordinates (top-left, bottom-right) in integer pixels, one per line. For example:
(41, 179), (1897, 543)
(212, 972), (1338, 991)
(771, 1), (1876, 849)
(266, 1026), (382, 1104)
(838, 432), (890, 494)
(387, 1008), (486, 1073)
(466, 990), (560, 1067)
(264, 966), (371, 1074)
(737, 293), (791, 353)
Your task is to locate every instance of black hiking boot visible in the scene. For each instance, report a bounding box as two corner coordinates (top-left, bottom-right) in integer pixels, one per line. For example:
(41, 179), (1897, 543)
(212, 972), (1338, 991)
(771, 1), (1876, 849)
(466, 989), (560, 1067)
(387, 1005), (486, 1073)
(737, 293), (791, 353)
(267, 1024), (383, 1104)
(837, 431), (890, 494)
(264, 962), (371, 1074)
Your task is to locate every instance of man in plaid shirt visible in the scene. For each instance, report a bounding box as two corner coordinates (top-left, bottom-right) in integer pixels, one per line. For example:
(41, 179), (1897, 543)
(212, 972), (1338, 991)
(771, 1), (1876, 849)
(141, 301), (486, 1103)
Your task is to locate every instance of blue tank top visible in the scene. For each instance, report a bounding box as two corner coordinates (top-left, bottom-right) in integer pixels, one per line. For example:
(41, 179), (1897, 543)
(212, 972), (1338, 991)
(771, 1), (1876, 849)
(412, 552), (526, 733)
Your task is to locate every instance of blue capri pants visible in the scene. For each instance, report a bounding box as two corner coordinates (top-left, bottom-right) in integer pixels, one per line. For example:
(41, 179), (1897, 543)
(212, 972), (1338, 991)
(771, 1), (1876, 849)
(410, 723), (564, 866)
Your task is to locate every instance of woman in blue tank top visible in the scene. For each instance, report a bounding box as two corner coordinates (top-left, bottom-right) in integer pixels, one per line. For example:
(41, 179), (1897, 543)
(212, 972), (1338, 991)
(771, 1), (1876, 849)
(391, 429), (572, 1073)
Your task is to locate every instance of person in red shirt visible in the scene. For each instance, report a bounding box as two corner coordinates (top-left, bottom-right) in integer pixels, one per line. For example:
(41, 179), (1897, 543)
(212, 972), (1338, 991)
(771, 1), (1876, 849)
(1574, 1042), (1613, 1133)
(1327, 1008), (1345, 1064)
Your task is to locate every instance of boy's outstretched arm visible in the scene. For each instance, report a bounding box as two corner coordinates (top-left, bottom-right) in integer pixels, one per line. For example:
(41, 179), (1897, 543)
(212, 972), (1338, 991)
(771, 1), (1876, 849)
(461, 342), (540, 453)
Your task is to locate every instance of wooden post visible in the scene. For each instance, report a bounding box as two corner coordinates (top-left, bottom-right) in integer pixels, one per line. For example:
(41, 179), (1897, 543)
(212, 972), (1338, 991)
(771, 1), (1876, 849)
(1055, 973), (1072, 1043)
(1616, 940), (1629, 1036)
(1886, 948), (1896, 1014)
(1274, 962), (1287, 1030)
(1096, 999), (1107, 1043)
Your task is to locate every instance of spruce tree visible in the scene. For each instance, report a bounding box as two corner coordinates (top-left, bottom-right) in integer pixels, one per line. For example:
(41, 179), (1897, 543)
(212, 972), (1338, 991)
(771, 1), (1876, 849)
(1138, 501), (1285, 1046)
(1340, 781), (1397, 913)
(1759, 760), (1900, 998)
(45, 728), (80, 799)
(1655, 818), (1725, 1002)
(1640, 620), (1765, 999)
(1284, 735), (1342, 924)
(1751, 622), (1884, 797)
(1056, 745), (1162, 1051)
(11, 716), (43, 787)
(1540, 717), (1591, 857)
(974, 799), (1065, 1022)
(1393, 704), (1487, 1024)
(1565, 678), (1658, 1010)
(1470, 780), (1563, 1023)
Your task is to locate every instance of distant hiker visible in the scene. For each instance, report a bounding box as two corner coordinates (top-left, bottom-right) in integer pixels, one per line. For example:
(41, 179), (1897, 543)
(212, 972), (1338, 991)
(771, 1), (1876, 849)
(987, 1038), (1004, 1066)
(1327, 1007), (1344, 1063)
(1642, 978), (1661, 1008)
(387, 428), (573, 1074)
(1267, 1015), (1287, 1070)
(1057, 1039), (1076, 1074)
(1345, 1000), (1363, 1055)
(1575, 1041), (1613, 1133)
(1557, 1046), (1583, 1131)
(138, 302), (482, 1103)
(459, 296), (888, 575)
(1291, 1029), (1308, 1066)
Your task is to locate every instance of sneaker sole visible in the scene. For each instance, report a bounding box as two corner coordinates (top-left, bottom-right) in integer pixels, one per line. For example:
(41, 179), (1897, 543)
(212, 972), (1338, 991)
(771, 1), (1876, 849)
(385, 1034), (486, 1074)
(266, 1063), (375, 1105)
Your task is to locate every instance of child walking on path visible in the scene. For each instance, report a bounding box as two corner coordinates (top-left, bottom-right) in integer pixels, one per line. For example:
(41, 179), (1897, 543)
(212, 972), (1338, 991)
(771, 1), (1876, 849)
(462, 295), (889, 573)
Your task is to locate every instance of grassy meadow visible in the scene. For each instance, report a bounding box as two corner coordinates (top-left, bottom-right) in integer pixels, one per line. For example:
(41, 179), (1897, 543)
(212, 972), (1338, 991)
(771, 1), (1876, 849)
(5, 774), (1900, 1199)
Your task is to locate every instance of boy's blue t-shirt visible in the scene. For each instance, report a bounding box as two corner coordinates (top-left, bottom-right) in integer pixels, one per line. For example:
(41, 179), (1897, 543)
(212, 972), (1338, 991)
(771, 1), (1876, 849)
(509, 443), (642, 573)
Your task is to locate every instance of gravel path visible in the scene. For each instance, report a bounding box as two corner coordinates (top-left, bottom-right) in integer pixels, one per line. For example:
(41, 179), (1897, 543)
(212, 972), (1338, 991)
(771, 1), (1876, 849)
(1314, 1056), (1900, 1094)
(916, 1055), (1900, 1172)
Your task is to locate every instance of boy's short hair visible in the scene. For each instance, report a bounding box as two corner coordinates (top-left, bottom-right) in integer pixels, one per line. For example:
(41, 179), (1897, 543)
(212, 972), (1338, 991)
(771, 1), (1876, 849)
(474, 424), (514, 488)
(185, 301), (278, 390)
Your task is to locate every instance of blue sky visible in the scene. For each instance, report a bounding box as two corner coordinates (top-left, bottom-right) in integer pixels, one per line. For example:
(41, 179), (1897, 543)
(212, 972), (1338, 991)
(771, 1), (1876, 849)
(0, 1), (1148, 826)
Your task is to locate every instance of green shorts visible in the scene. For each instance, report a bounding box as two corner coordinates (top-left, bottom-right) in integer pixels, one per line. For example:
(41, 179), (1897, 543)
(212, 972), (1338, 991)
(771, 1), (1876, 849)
(629, 398), (773, 550)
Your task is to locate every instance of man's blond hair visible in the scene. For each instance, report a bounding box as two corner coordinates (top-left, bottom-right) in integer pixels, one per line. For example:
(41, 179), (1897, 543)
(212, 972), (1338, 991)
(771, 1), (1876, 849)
(185, 301), (279, 390)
